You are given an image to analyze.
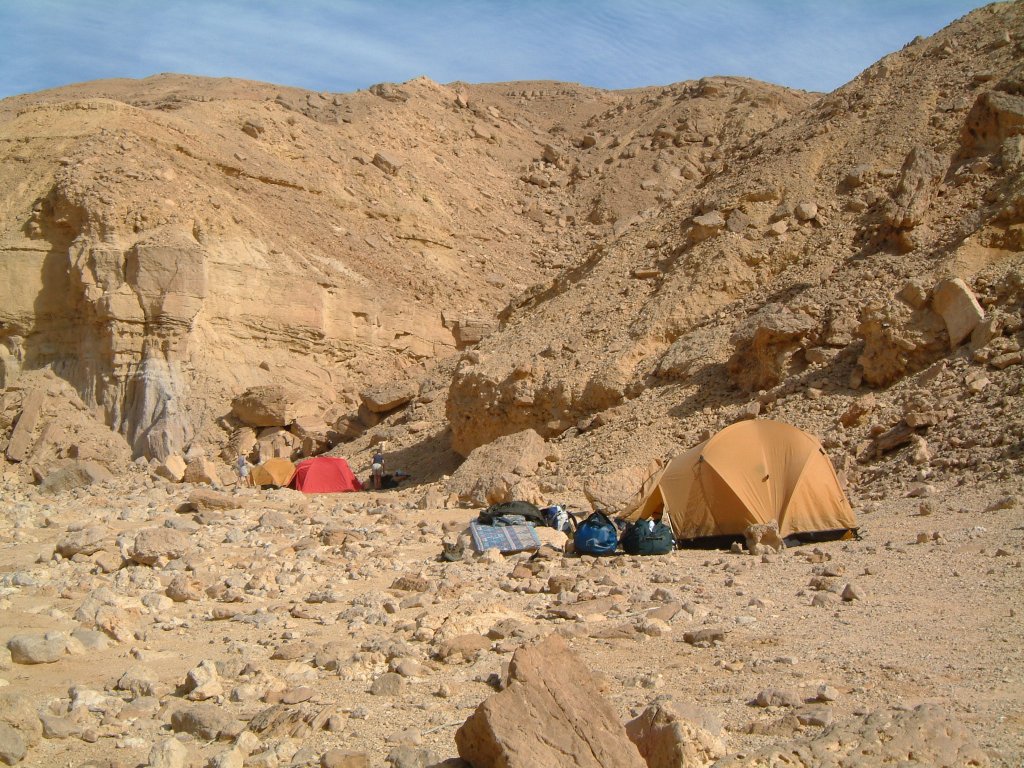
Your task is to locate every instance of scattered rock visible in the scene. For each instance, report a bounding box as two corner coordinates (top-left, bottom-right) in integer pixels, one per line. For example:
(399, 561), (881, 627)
(7, 633), (66, 665)
(455, 634), (647, 767)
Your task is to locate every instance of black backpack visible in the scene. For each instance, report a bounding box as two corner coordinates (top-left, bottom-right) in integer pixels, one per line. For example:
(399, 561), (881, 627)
(621, 518), (675, 555)
(478, 500), (546, 526)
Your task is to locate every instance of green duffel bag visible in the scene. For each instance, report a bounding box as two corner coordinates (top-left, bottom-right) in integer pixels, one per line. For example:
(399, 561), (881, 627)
(621, 518), (675, 555)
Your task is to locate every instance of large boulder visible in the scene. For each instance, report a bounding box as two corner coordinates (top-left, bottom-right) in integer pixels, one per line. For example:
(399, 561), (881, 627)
(0, 691), (42, 748)
(130, 528), (191, 566)
(37, 460), (114, 495)
(583, 464), (651, 513)
(931, 278), (985, 348)
(455, 634), (647, 768)
(885, 145), (941, 230)
(55, 526), (108, 558)
(360, 381), (418, 414)
(7, 633), (66, 665)
(960, 87), (1024, 156)
(5, 390), (45, 462)
(856, 301), (947, 387)
(154, 454), (188, 483)
(687, 211), (726, 244)
(183, 455), (222, 486)
(447, 429), (548, 505)
(726, 304), (817, 391)
(449, 315), (495, 348)
(231, 386), (311, 428)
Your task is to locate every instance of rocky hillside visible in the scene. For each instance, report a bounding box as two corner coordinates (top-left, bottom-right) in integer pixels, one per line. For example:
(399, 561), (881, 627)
(0, 4), (1023, 768)
(0, 3), (1022, 499)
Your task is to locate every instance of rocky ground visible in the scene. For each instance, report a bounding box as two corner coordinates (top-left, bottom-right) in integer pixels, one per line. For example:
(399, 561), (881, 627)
(0, 467), (1020, 767)
(2, 2), (1024, 766)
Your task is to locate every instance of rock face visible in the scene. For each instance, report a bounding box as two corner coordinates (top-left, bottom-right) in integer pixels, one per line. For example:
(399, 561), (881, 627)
(726, 305), (817, 391)
(961, 84), (1024, 156)
(856, 301), (947, 387)
(455, 634), (647, 768)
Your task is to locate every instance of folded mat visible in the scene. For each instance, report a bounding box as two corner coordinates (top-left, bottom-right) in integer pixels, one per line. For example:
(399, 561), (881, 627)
(469, 521), (541, 553)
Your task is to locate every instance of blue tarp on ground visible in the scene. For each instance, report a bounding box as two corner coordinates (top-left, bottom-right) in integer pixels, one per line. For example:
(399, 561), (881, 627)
(469, 521), (541, 554)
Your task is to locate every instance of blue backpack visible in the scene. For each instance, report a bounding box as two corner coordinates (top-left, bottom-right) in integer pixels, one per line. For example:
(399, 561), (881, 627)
(574, 511), (618, 556)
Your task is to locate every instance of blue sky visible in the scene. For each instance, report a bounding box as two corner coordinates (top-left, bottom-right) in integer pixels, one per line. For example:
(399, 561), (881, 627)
(0, 0), (988, 100)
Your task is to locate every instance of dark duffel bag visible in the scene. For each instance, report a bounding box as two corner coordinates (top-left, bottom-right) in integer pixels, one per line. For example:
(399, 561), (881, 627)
(621, 518), (675, 555)
(478, 500), (546, 526)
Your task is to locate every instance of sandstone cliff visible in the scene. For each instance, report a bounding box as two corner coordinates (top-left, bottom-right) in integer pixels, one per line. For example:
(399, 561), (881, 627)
(1, 3), (1022, 502)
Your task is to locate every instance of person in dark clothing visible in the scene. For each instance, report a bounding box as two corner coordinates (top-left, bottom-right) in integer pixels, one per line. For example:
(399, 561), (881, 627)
(371, 450), (384, 490)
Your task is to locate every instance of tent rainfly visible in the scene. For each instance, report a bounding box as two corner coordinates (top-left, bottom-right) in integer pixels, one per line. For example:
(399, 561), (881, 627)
(629, 420), (856, 542)
(291, 456), (362, 494)
(251, 457), (296, 488)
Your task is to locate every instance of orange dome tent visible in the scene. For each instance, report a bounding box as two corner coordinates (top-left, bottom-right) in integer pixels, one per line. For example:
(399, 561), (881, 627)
(251, 458), (296, 488)
(628, 420), (856, 543)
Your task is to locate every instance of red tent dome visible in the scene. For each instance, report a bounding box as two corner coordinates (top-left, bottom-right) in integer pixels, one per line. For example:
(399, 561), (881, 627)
(291, 457), (362, 493)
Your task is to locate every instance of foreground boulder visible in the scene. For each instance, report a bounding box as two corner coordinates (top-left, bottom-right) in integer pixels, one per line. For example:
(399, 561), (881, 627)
(455, 633), (646, 768)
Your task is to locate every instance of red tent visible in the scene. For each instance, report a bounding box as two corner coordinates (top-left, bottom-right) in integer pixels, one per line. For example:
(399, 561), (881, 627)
(291, 457), (363, 493)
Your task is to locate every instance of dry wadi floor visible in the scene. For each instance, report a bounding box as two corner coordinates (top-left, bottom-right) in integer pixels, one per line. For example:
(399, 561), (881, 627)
(0, 469), (1021, 767)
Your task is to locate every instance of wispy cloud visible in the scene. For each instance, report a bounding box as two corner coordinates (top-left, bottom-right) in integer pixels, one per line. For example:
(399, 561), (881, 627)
(0, 0), (987, 99)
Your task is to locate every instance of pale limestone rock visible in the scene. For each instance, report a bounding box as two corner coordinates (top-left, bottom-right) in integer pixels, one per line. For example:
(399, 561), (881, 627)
(131, 528), (191, 566)
(688, 211), (726, 243)
(154, 455), (187, 482)
(372, 152), (401, 176)
(0, 723), (26, 766)
(931, 278), (985, 348)
(170, 704), (233, 740)
(147, 737), (190, 768)
(55, 526), (107, 558)
(183, 455), (222, 486)
(727, 304), (817, 391)
(183, 660), (223, 701)
(447, 429), (547, 504)
(7, 633), (66, 665)
(960, 88), (1024, 155)
(38, 460), (113, 494)
(5, 389), (44, 462)
(0, 691), (42, 747)
(794, 200), (818, 221)
(360, 381), (417, 413)
(231, 386), (300, 428)
(886, 145), (941, 230)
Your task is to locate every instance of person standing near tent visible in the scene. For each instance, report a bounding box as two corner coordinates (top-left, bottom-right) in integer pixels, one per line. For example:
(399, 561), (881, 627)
(371, 449), (384, 490)
(236, 454), (252, 488)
